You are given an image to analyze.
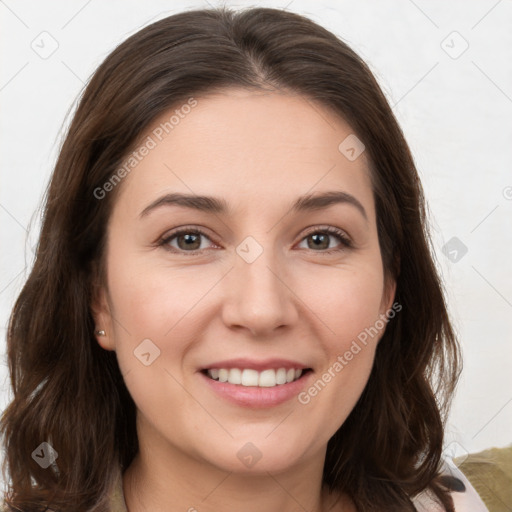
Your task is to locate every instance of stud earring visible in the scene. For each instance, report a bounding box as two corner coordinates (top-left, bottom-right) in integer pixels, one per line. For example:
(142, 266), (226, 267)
(95, 330), (106, 336)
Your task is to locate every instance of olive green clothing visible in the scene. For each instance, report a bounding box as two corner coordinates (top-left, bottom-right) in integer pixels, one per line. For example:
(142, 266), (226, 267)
(456, 445), (512, 512)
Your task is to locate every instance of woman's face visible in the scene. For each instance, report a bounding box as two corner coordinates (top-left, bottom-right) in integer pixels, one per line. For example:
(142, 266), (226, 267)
(93, 87), (396, 474)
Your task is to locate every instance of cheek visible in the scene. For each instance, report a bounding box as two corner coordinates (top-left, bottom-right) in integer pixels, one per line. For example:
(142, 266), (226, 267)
(106, 253), (221, 389)
(299, 261), (384, 410)
(106, 260), (194, 434)
(107, 248), (209, 337)
(305, 260), (386, 345)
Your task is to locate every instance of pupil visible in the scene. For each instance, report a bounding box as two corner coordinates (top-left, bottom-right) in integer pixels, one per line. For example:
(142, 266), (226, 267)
(180, 233), (200, 250)
(310, 233), (328, 249)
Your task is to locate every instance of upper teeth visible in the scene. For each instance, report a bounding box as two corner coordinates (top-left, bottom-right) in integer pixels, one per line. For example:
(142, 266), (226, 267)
(207, 368), (303, 387)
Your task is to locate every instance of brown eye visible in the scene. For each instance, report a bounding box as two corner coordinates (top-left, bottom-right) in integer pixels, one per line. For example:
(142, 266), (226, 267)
(307, 232), (330, 250)
(160, 228), (215, 253)
(298, 227), (352, 253)
(175, 232), (202, 250)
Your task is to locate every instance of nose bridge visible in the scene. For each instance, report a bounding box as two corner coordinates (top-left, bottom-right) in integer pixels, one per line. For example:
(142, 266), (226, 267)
(222, 234), (297, 335)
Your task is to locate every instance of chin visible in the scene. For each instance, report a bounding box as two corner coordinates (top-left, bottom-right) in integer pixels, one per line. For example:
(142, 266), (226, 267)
(197, 438), (308, 475)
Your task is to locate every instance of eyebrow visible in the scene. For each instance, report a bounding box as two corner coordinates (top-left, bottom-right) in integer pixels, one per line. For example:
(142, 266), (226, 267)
(139, 190), (368, 222)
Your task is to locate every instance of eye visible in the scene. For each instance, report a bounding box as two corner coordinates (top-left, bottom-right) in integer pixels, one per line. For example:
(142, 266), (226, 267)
(157, 225), (352, 255)
(158, 227), (216, 254)
(297, 226), (352, 253)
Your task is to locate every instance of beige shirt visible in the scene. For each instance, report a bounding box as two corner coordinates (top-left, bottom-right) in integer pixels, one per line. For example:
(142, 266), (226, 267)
(108, 461), (489, 512)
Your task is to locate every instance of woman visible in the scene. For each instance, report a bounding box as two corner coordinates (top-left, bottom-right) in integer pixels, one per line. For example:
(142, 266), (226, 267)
(0, 6), (488, 512)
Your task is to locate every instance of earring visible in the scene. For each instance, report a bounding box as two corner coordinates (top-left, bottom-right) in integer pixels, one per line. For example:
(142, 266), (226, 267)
(95, 330), (106, 336)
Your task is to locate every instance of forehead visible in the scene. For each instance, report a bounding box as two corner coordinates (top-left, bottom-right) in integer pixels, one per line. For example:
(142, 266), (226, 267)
(113, 87), (375, 221)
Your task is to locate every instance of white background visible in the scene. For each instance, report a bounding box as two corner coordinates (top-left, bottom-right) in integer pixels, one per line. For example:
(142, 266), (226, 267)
(1, 0), (511, 480)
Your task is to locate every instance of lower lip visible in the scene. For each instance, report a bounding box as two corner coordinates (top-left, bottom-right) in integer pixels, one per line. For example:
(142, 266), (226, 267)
(200, 371), (313, 409)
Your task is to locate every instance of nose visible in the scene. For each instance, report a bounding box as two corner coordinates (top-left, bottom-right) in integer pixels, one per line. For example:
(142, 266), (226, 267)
(220, 243), (299, 337)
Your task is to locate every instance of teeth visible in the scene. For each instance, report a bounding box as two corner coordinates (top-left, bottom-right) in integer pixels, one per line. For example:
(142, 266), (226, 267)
(241, 369), (259, 386)
(206, 367), (304, 387)
(275, 368), (287, 385)
(229, 368), (242, 385)
(258, 369), (277, 387)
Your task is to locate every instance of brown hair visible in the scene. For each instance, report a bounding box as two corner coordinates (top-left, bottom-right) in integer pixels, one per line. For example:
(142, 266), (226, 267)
(1, 6), (462, 511)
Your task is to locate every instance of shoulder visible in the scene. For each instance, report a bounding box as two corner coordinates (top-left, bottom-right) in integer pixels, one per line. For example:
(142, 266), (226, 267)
(411, 460), (489, 512)
(109, 464), (129, 512)
(456, 444), (512, 510)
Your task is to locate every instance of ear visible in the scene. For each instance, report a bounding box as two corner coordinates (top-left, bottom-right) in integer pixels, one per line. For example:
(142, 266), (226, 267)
(90, 264), (116, 352)
(380, 276), (397, 315)
(375, 277), (398, 345)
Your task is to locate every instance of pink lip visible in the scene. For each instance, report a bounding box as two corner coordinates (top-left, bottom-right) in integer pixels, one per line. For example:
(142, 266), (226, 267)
(201, 358), (311, 372)
(200, 370), (313, 409)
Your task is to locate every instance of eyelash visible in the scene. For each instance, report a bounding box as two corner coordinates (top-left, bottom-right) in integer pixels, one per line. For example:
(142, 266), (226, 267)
(157, 226), (353, 255)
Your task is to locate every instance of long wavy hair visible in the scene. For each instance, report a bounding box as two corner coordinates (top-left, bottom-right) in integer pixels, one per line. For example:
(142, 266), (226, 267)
(1, 6), (462, 511)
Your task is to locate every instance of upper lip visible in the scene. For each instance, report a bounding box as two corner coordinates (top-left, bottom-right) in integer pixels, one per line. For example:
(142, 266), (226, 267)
(201, 358), (312, 372)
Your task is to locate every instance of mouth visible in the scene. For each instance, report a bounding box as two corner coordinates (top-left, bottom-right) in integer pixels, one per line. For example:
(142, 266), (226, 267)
(199, 366), (314, 408)
(201, 367), (313, 388)
(198, 358), (314, 408)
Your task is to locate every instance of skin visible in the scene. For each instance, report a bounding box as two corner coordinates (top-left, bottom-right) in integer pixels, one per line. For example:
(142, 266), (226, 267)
(92, 87), (396, 512)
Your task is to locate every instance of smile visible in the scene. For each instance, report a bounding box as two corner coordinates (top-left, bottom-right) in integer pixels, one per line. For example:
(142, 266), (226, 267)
(200, 366), (314, 408)
(204, 367), (307, 387)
